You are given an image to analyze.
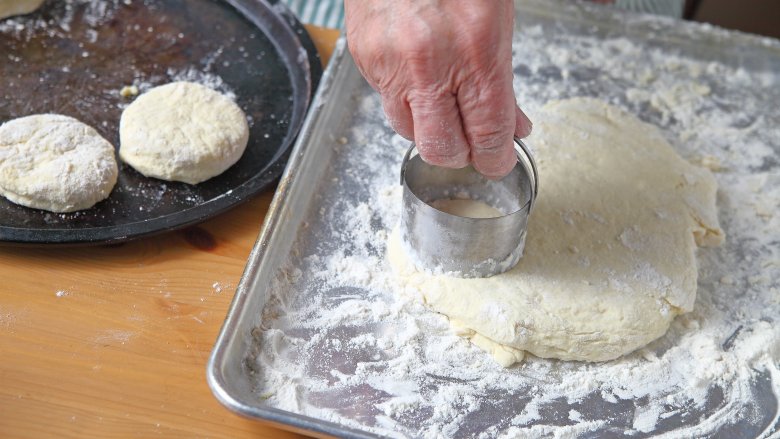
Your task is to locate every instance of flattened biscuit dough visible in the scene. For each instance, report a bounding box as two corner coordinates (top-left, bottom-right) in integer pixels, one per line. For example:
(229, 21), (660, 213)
(389, 98), (724, 366)
(0, 114), (118, 213)
(119, 82), (249, 185)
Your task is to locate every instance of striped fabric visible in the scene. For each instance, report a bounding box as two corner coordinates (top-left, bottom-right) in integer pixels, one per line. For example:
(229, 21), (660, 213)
(279, 0), (684, 30)
(614, 0), (684, 17)
(280, 0), (344, 29)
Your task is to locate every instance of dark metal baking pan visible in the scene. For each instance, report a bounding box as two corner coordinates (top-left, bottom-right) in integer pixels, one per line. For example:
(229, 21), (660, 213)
(0, 0), (322, 245)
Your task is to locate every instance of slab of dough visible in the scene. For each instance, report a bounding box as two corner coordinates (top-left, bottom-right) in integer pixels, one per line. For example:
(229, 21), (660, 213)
(388, 98), (724, 366)
(0, 114), (118, 213)
(119, 81), (249, 185)
(0, 0), (44, 19)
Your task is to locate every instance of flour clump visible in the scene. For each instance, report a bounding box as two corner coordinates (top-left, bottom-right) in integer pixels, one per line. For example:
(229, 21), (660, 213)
(0, 114), (118, 213)
(119, 81), (249, 185)
(388, 97), (725, 366)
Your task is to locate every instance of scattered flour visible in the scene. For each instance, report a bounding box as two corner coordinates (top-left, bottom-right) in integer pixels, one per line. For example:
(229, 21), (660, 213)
(120, 66), (238, 110)
(1, 0), (238, 111)
(246, 3), (780, 438)
(0, 0), (130, 40)
(92, 329), (135, 346)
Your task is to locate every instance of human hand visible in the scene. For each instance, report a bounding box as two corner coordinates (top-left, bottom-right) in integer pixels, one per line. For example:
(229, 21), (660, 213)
(344, 0), (532, 178)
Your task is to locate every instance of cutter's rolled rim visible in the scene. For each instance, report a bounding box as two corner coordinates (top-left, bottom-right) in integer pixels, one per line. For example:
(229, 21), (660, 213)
(400, 136), (539, 217)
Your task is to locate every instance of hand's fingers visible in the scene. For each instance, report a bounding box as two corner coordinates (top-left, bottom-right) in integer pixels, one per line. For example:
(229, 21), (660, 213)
(382, 95), (415, 140)
(458, 78), (517, 178)
(515, 105), (533, 139)
(409, 92), (470, 168)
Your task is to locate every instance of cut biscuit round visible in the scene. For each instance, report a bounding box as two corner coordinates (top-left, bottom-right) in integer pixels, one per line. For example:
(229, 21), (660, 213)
(0, 114), (118, 213)
(119, 81), (249, 185)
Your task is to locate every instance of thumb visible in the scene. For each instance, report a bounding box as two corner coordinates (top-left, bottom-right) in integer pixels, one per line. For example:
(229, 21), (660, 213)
(515, 105), (533, 139)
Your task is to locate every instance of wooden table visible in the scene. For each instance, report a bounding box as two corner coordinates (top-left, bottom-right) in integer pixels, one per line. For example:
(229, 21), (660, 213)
(0, 25), (341, 439)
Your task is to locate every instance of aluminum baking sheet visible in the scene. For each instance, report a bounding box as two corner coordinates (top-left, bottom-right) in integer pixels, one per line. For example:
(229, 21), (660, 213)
(0, 0), (321, 245)
(208, 1), (780, 437)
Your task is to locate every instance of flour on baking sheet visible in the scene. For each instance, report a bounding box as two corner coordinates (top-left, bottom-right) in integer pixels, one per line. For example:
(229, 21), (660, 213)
(251, 10), (780, 439)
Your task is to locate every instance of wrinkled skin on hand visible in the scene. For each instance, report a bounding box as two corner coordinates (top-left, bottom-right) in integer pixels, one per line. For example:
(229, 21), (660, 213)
(345, 0), (532, 178)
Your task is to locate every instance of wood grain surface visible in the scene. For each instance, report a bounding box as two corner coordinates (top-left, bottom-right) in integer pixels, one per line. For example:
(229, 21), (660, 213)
(0, 25), (341, 439)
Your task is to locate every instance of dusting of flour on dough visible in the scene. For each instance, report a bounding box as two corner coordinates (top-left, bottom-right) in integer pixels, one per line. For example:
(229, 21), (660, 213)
(119, 81), (248, 185)
(0, 114), (118, 212)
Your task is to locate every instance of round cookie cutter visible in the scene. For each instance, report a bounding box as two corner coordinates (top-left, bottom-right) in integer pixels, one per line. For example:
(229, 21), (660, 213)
(399, 137), (539, 278)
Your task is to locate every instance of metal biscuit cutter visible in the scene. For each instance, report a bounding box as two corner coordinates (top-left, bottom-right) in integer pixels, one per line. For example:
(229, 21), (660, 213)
(399, 137), (539, 278)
